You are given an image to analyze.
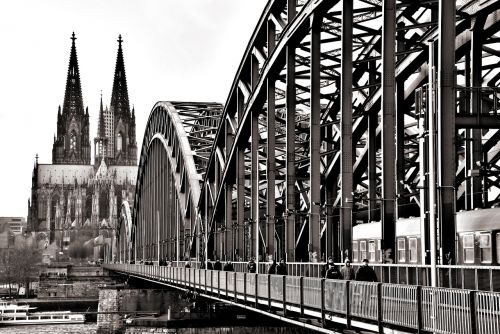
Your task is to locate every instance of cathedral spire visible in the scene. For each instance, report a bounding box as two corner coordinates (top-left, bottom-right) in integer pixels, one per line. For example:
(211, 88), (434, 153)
(98, 92), (105, 138)
(110, 34), (130, 117)
(62, 32), (85, 115)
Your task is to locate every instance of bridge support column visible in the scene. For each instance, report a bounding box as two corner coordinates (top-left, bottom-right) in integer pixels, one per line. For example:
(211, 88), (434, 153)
(267, 76), (276, 261)
(469, 17), (485, 209)
(381, 0), (396, 262)
(368, 60), (378, 224)
(251, 106), (259, 264)
(437, 0), (456, 264)
(237, 89), (246, 261)
(286, 42), (296, 262)
(309, 14), (321, 262)
(340, 0), (353, 262)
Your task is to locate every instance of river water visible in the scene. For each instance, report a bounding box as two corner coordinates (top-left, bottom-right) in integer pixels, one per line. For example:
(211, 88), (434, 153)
(0, 323), (97, 333)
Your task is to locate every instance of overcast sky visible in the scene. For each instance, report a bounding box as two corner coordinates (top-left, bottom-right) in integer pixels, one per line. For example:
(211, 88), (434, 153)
(0, 0), (268, 217)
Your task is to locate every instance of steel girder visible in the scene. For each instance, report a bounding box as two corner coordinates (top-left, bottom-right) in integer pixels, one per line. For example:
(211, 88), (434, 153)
(117, 200), (133, 263)
(132, 102), (222, 263)
(196, 0), (500, 268)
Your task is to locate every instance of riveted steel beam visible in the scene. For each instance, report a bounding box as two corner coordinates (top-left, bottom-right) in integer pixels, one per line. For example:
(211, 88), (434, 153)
(340, 0), (353, 262)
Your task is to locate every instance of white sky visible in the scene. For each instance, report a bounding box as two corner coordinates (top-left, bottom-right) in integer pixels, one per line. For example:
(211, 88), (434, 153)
(0, 0), (268, 217)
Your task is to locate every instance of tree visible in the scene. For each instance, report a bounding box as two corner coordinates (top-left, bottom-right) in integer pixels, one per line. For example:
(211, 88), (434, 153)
(12, 244), (42, 297)
(0, 249), (16, 297)
(0, 245), (41, 297)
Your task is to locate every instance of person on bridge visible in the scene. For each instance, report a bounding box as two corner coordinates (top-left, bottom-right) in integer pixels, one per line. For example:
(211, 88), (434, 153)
(355, 259), (377, 282)
(276, 259), (288, 275)
(247, 258), (256, 273)
(213, 259), (222, 271)
(321, 257), (334, 278)
(340, 259), (355, 280)
(223, 261), (234, 271)
(325, 259), (342, 280)
(267, 259), (277, 274)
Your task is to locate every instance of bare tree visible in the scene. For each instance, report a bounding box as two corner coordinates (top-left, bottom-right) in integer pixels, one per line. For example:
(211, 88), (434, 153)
(0, 245), (41, 297)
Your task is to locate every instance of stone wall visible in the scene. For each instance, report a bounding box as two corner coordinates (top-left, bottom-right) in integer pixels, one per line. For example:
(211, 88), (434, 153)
(97, 288), (123, 334)
(38, 264), (119, 298)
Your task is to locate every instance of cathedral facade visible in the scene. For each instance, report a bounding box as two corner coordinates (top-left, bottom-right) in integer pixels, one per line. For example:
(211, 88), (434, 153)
(27, 33), (138, 262)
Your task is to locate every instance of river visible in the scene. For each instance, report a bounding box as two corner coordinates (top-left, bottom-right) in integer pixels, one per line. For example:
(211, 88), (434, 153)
(0, 323), (97, 333)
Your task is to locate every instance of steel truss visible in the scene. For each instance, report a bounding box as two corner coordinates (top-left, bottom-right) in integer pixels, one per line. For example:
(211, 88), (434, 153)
(125, 102), (223, 263)
(196, 0), (500, 267)
(125, 0), (500, 268)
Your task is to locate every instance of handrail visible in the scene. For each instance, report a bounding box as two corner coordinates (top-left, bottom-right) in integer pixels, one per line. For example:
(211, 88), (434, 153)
(104, 263), (500, 334)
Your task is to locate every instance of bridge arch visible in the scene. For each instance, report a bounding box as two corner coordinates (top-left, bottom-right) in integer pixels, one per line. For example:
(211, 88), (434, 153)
(196, 0), (500, 268)
(132, 101), (222, 263)
(117, 200), (133, 263)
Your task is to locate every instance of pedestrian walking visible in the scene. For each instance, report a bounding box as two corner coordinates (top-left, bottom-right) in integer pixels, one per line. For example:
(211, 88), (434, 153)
(267, 259), (277, 274)
(213, 259), (222, 271)
(355, 259), (377, 282)
(276, 259), (287, 275)
(223, 261), (234, 271)
(247, 258), (256, 273)
(340, 259), (355, 280)
(325, 263), (342, 280)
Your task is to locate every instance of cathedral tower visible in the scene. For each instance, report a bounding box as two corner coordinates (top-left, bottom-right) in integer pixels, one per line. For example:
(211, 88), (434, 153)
(52, 32), (91, 165)
(106, 35), (137, 166)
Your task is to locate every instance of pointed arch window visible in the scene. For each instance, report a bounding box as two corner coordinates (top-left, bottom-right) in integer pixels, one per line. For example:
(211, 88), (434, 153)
(116, 132), (123, 151)
(69, 131), (77, 151)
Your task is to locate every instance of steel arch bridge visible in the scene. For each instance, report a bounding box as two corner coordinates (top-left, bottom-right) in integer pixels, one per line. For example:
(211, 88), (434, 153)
(119, 0), (500, 268)
(123, 101), (223, 263)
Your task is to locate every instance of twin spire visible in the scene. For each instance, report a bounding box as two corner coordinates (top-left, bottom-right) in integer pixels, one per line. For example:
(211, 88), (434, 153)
(110, 34), (130, 116)
(58, 32), (136, 166)
(62, 32), (84, 115)
(63, 32), (130, 119)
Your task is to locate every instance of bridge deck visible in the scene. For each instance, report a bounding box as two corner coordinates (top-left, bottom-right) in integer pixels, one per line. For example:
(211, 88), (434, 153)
(105, 264), (500, 334)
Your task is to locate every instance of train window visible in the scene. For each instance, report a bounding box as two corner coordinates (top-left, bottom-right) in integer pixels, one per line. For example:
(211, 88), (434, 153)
(352, 241), (358, 262)
(496, 234), (500, 264)
(360, 241), (367, 261)
(463, 234), (475, 263)
(409, 238), (418, 263)
(369, 241), (376, 261)
(397, 238), (406, 262)
(479, 233), (492, 263)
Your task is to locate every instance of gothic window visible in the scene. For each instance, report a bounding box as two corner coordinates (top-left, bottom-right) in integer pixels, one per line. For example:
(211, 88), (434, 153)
(116, 132), (123, 151)
(69, 131), (77, 151)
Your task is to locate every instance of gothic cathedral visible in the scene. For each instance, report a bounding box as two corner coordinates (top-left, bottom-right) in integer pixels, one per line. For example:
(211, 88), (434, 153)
(27, 33), (138, 263)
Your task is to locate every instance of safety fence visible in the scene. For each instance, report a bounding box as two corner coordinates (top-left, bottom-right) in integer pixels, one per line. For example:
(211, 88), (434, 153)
(104, 264), (500, 334)
(138, 260), (500, 292)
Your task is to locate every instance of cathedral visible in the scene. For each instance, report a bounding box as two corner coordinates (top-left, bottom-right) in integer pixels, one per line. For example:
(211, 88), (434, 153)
(27, 33), (138, 262)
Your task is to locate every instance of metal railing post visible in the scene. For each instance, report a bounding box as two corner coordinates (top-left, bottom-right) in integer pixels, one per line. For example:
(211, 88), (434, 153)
(244, 273), (247, 303)
(416, 285), (423, 334)
(321, 278), (326, 327)
(234, 272), (237, 302)
(226, 271), (229, 298)
(346, 280), (351, 329)
(255, 274), (259, 308)
(377, 283), (383, 334)
(283, 276), (287, 316)
(217, 271), (221, 298)
(204, 269), (207, 293)
(300, 276), (304, 317)
(470, 290), (477, 334)
(268, 274), (271, 310)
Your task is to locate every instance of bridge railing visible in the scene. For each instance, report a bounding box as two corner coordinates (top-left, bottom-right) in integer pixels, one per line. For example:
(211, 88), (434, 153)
(105, 263), (500, 334)
(130, 260), (500, 291)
